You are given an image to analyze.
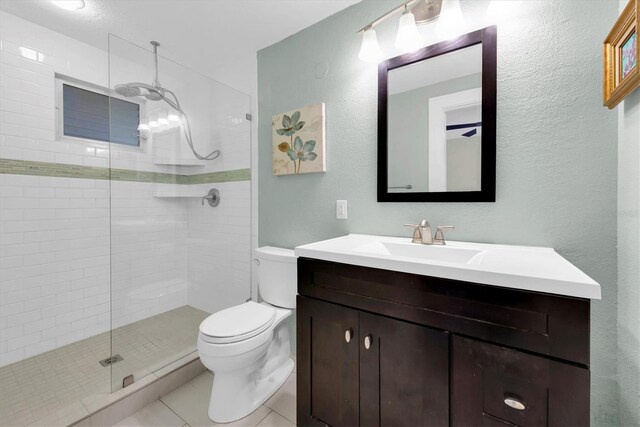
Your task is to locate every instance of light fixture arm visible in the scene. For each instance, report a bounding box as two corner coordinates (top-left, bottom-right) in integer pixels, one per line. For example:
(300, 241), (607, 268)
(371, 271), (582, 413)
(356, 0), (418, 33)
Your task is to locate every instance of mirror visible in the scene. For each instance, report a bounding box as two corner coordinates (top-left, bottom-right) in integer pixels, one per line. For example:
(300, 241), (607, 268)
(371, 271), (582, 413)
(378, 26), (496, 202)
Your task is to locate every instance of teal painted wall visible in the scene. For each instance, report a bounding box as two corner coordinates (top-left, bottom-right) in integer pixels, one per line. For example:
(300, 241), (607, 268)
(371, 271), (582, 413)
(616, 5), (640, 423)
(617, 88), (639, 427)
(258, 1), (619, 423)
(617, 51), (640, 427)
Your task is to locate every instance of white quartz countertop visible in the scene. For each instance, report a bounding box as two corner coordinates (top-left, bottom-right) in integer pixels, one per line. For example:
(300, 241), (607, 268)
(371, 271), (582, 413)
(294, 234), (601, 300)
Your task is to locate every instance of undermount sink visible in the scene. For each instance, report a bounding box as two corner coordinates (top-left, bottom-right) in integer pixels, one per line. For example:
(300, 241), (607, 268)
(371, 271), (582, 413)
(354, 240), (485, 265)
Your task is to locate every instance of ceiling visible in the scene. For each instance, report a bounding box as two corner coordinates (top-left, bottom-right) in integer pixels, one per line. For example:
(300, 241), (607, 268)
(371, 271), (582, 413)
(0, 0), (359, 94)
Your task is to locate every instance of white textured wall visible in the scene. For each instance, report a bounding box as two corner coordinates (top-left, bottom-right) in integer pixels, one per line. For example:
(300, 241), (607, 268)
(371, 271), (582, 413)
(258, 0), (619, 424)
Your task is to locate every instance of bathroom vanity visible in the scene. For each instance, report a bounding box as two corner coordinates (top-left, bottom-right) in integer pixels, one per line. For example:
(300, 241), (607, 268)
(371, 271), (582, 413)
(295, 234), (600, 427)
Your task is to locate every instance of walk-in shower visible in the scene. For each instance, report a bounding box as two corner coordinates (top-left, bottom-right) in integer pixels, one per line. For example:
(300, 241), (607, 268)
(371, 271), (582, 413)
(0, 17), (252, 426)
(114, 41), (221, 161)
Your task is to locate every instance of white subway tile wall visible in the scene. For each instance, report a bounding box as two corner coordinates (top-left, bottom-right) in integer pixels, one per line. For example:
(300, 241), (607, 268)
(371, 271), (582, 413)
(0, 173), (111, 366)
(0, 12), (252, 367)
(187, 181), (251, 315)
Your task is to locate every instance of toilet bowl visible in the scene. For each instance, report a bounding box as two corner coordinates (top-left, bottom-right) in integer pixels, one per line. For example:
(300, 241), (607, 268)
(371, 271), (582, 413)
(197, 247), (296, 423)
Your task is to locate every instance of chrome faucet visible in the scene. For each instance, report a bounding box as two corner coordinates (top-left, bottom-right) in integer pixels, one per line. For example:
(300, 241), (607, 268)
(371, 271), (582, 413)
(433, 226), (455, 245)
(404, 221), (455, 245)
(404, 220), (433, 245)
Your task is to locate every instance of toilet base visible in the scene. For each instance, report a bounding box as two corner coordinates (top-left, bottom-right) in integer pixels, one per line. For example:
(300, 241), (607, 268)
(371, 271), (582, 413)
(208, 357), (294, 423)
(202, 306), (294, 423)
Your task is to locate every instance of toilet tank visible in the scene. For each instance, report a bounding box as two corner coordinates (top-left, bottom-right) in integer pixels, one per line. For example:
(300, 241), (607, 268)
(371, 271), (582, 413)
(255, 246), (297, 309)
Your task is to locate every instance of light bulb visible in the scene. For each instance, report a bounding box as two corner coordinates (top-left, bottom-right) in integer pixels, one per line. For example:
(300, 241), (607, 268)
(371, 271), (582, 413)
(158, 117), (169, 125)
(51, 1), (85, 10)
(358, 28), (383, 63)
(149, 120), (159, 128)
(395, 9), (422, 53)
(137, 123), (149, 131)
(436, 0), (466, 40)
(168, 113), (180, 122)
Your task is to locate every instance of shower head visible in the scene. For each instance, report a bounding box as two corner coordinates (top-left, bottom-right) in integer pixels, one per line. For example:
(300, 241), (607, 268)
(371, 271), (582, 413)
(114, 82), (164, 101)
(113, 40), (220, 161)
(114, 83), (141, 97)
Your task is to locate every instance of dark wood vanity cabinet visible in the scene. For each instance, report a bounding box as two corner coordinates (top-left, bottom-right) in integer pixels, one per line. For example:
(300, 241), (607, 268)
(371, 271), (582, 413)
(298, 296), (449, 427)
(452, 335), (589, 427)
(297, 258), (591, 427)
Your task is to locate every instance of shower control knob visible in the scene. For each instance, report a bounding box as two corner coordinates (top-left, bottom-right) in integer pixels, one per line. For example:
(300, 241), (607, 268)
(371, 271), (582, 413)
(345, 328), (353, 343)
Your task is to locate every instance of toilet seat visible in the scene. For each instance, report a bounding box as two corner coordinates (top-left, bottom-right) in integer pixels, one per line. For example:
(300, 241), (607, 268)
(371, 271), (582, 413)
(199, 301), (276, 344)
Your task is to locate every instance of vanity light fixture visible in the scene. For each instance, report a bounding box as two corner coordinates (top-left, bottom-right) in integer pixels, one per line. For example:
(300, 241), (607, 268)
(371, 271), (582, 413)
(436, 0), (466, 40)
(395, 6), (423, 53)
(358, 27), (384, 63)
(357, 0), (451, 62)
(51, 0), (85, 11)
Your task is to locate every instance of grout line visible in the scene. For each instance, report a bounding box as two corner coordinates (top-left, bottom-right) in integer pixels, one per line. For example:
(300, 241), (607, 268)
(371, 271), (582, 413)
(254, 409), (273, 427)
(159, 399), (188, 426)
(272, 408), (296, 425)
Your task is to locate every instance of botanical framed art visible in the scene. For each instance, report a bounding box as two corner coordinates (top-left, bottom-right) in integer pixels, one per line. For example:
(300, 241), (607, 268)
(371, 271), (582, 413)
(272, 103), (326, 175)
(603, 0), (639, 109)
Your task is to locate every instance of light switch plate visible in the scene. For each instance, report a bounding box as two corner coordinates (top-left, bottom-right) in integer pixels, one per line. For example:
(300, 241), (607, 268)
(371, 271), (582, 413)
(336, 200), (348, 219)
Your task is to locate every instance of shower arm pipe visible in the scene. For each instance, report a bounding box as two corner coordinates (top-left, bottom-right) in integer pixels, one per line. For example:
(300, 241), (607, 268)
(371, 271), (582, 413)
(151, 41), (161, 89)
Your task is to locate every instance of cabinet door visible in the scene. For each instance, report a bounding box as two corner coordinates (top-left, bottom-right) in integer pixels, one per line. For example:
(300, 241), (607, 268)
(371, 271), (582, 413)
(359, 312), (449, 426)
(297, 296), (359, 426)
(451, 335), (589, 427)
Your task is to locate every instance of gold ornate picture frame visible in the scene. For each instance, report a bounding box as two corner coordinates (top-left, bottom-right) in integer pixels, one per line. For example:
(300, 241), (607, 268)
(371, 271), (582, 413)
(604, 0), (639, 109)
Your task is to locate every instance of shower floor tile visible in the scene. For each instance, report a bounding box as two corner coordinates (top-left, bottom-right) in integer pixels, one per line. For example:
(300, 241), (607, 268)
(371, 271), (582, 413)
(0, 305), (208, 427)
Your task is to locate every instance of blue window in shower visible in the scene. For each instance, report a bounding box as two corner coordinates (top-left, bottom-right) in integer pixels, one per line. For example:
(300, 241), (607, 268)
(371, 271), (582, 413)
(62, 83), (140, 146)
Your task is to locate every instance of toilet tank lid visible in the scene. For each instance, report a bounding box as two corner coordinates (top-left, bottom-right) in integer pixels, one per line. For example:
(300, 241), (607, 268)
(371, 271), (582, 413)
(255, 246), (297, 263)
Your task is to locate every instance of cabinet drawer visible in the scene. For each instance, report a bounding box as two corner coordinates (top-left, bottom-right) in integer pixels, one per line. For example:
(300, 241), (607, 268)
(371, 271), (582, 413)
(451, 335), (589, 427)
(298, 258), (590, 365)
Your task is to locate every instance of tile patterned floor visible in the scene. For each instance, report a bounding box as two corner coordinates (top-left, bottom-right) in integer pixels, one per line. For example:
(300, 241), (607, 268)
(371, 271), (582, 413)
(0, 306), (208, 427)
(118, 370), (297, 427)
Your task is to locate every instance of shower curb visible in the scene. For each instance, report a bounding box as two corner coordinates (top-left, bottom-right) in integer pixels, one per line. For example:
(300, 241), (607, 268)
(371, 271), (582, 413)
(70, 353), (206, 427)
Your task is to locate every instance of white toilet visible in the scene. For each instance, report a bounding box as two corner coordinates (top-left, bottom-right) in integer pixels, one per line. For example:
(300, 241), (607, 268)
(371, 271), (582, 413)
(197, 246), (296, 423)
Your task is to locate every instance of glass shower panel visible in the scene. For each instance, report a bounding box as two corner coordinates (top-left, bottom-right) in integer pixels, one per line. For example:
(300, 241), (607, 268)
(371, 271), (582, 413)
(107, 35), (252, 391)
(0, 15), (113, 424)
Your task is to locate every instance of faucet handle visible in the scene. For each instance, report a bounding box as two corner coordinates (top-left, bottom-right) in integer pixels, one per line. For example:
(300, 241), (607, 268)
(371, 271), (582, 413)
(433, 226), (454, 245)
(403, 224), (422, 244)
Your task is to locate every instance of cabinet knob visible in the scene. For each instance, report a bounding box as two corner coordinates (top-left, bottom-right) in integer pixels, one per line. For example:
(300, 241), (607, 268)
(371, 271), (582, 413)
(504, 395), (525, 411)
(344, 329), (353, 343)
(364, 335), (373, 350)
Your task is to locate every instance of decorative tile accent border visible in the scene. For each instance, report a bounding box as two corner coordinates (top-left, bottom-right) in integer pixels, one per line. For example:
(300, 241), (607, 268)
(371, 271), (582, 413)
(0, 158), (250, 185)
(189, 168), (251, 184)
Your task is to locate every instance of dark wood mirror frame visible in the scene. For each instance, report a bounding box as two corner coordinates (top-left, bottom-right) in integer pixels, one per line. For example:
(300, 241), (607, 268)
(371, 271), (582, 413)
(377, 26), (497, 203)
